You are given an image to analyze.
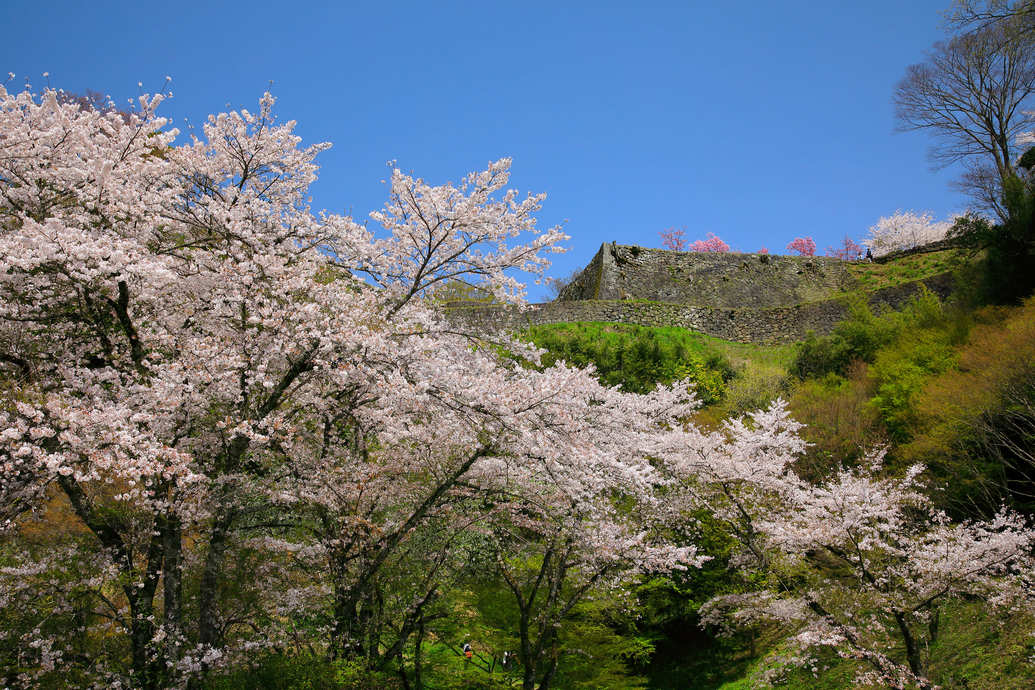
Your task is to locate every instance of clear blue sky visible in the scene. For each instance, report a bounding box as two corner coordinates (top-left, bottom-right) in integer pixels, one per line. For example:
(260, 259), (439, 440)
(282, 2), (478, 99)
(3, 0), (966, 299)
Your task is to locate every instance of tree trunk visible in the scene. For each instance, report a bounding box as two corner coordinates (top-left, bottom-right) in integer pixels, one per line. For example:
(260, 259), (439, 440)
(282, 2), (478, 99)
(329, 550), (366, 660)
(536, 638), (559, 690)
(57, 475), (165, 689)
(413, 617), (425, 690)
(127, 590), (159, 690)
(519, 609), (536, 690)
(161, 512), (184, 663)
(893, 610), (925, 680)
(199, 509), (233, 651)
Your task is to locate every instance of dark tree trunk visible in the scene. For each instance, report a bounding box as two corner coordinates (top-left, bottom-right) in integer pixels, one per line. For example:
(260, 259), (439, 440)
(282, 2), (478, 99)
(127, 592), (159, 690)
(161, 512), (183, 660)
(894, 610), (925, 680)
(199, 509), (233, 651)
(519, 608), (536, 690)
(57, 475), (165, 689)
(413, 616), (425, 690)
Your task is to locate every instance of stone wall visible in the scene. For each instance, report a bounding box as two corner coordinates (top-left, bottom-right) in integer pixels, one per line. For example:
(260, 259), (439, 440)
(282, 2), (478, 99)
(445, 273), (955, 344)
(557, 243), (851, 308)
(871, 237), (963, 263)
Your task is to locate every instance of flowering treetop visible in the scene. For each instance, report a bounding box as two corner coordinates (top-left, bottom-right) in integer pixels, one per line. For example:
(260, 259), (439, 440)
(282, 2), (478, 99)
(785, 236), (817, 256)
(689, 232), (730, 252)
(865, 210), (953, 257)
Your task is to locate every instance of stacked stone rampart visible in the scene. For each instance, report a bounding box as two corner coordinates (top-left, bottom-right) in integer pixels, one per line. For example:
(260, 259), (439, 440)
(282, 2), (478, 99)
(443, 242), (958, 343)
(557, 243), (850, 307)
(446, 274), (954, 344)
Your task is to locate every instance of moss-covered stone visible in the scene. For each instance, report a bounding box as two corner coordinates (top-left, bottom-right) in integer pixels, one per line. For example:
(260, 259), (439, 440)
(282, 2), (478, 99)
(444, 242), (959, 344)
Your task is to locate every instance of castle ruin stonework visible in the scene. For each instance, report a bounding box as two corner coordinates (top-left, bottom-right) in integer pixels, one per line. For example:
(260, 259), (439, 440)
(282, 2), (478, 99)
(444, 243), (955, 344)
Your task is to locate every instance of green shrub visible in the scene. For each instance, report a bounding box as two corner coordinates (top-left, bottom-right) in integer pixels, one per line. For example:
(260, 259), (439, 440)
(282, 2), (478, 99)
(790, 298), (901, 380)
(205, 654), (350, 690)
(868, 333), (957, 443)
(523, 322), (734, 404)
(901, 297), (1035, 516)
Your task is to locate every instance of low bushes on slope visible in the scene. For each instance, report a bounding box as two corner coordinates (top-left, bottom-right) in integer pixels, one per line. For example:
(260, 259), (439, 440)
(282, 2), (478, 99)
(901, 297), (1035, 516)
(789, 291), (968, 444)
(522, 322), (735, 403)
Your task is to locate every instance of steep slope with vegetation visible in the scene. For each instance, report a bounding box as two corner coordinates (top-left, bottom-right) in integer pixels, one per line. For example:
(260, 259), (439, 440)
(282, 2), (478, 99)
(516, 286), (1035, 689)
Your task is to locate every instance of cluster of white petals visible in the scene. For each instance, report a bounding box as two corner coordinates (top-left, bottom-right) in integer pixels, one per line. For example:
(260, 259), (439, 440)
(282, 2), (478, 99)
(0, 83), (707, 687)
(864, 210), (955, 257)
(694, 434), (1035, 688)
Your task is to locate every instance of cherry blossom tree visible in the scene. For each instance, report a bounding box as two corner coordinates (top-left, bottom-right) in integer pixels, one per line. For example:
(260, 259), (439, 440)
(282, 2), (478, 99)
(0, 83), (699, 688)
(786, 236), (817, 256)
(4, 79), (1030, 690)
(354, 158), (568, 314)
(864, 210), (953, 257)
(672, 404), (1035, 688)
(472, 378), (703, 690)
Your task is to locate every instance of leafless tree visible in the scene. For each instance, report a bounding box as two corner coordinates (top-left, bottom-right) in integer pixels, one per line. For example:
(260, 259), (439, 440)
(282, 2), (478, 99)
(954, 160), (1012, 218)
(545, 269), (580, 300)
(894, 17), (1035, 218)
(947, 0), (1035, 34)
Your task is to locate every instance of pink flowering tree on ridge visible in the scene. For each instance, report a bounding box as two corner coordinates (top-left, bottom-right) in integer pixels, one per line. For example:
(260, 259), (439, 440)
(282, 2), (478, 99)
(786, 236), (817, 256)
(659, 226), (688, 250)
(660, 228), (730, 252)
(689, 232), (730, 252)
(825, 235), (864, 261)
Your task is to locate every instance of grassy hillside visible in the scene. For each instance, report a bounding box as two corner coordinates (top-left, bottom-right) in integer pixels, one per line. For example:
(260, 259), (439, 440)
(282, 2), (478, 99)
(843, 248), (966, 292)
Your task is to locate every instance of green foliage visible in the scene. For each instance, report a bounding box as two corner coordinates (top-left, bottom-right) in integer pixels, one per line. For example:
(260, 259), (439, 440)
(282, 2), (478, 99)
(845, 248), (964, 291)
(718, 601), (1035, 690)
(523, 322), (734, 403)
(205, 654), (357, 690)
(868, 329), (957, 443)
(422, 570), (652, 689)
(632, 513), (761, 689)
(790, 296), (902, 380)
(787, 290), (967, 464)
(950, 177), (1035, 304)
(788, 368), (881, 480)
(901, 298), (1035, 516)
(693, 339), (796, 421)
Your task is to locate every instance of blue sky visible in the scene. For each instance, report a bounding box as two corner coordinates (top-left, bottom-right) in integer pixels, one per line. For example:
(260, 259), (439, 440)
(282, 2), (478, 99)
(3, 0), (966, 299)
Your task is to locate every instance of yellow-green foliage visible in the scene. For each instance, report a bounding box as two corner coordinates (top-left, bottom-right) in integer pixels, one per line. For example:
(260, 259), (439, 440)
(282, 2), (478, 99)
(788, 365), (882, 481)
(845, 248), (965, 291)
(424, 570), (651, 689)
(790, 290), (966, 444)
(900, 297), (1035, 515)
(522, 322), (735, 403)
(867, 326), (958, 443)
(717, 602), (1035, 690)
